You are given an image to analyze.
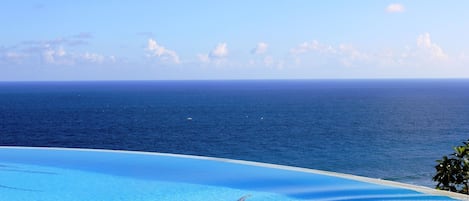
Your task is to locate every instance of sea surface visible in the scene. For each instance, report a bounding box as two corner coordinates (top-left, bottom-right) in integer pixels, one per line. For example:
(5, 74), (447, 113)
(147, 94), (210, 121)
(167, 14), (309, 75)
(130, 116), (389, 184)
(1, 79), (469, 187)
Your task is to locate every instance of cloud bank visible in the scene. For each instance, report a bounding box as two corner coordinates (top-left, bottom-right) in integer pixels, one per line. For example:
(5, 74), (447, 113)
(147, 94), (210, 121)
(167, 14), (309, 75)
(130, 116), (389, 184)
(290, 33), (452, 68)
(0, 34), (115, 66)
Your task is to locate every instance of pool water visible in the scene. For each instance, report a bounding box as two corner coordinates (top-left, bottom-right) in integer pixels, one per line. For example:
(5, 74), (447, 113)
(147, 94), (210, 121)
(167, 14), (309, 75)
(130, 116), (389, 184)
(0, 147), (461, 200)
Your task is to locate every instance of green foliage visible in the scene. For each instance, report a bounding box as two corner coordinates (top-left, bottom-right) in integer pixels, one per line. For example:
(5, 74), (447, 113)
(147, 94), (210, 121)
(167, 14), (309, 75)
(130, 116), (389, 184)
(433, 139), (469, 194)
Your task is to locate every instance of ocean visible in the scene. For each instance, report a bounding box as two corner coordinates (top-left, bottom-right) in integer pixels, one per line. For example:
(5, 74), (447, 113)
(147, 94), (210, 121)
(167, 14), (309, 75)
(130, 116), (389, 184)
(1, 79), (468, 187)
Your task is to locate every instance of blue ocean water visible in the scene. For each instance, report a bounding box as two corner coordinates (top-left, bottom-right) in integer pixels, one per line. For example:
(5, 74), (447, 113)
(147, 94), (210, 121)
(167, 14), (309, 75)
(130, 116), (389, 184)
(1, 79), (469, 187)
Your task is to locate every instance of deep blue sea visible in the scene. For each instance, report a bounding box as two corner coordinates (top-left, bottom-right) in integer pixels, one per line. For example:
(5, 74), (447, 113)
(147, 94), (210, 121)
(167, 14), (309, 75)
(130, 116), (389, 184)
(1, 79), (469, 187)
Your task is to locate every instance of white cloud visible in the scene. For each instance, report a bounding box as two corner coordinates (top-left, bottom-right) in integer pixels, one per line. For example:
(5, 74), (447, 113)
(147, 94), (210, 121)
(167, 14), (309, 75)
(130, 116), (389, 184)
(198, 42), (229, 64)
(290, 41), (319, 54)
(41, 45), (114, 65)
(42, 49), (55, 63)
(386, 3), (405, 13)
(249, 42), (276, 67)
(380, 33), (449, 66)
(252, 42), (268, 54)
(290, 40), (335, 55)
(246, 54), (286, 69)
(416, 33), (448, 60)
(145, 38), (180, 64)
(337, 44), (370, 66)
(42, 45), (72, 65)
(209, 43), (228, 58)
(81, 52), (105, 63)
(417, 33), (448, 60)
(290, 40), (368, 67)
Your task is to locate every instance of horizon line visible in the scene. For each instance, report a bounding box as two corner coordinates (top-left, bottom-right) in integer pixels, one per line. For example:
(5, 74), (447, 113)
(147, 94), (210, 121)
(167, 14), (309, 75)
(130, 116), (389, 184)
(2, 77), (469, 83)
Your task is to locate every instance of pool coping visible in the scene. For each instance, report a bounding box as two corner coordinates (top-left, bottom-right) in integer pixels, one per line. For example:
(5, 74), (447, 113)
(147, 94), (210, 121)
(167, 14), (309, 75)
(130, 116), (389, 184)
(1, 146), (467, 200)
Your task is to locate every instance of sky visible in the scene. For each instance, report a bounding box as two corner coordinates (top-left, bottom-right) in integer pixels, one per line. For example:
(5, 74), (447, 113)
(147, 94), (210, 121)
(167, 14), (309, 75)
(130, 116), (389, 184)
(1, 1), (469, 81)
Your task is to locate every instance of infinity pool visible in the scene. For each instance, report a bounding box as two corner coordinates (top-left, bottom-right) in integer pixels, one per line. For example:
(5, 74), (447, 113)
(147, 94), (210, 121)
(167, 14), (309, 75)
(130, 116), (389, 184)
(0, 147), (462, 200)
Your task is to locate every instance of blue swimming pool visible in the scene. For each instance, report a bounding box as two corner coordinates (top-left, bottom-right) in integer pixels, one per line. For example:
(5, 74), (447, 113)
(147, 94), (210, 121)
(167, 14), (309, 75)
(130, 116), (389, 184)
(0, 147), (463, 200)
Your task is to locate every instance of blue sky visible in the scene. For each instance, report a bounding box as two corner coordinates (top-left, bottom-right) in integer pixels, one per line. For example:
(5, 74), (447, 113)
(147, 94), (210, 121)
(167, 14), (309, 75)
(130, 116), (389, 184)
(1, 1), (469, 80)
